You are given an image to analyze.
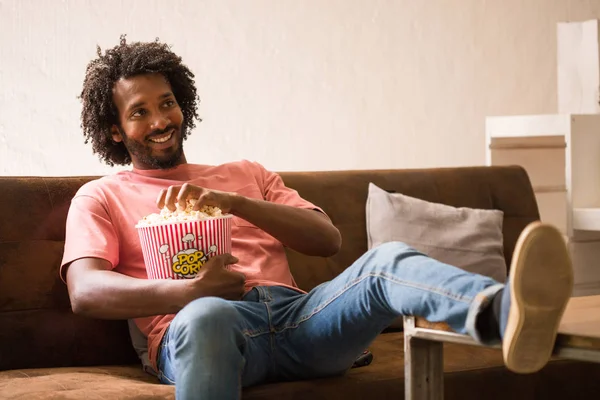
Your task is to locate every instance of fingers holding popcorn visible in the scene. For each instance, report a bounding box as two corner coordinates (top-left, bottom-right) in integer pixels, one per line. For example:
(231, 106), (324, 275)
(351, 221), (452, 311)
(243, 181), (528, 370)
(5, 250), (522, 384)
(157, 184), (201, 211)
(176, 183), (201, 210)
(156, 186), (179, 210)
(157, 183), (237, 214)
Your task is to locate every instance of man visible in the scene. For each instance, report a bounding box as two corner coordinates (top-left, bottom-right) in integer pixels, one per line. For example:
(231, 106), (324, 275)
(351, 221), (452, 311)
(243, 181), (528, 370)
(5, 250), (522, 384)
(62, 37), (574, 400)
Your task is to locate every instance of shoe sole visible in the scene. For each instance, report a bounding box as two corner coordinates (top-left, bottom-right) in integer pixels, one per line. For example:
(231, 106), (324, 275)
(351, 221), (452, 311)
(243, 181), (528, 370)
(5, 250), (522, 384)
(503, 221), (573, 374)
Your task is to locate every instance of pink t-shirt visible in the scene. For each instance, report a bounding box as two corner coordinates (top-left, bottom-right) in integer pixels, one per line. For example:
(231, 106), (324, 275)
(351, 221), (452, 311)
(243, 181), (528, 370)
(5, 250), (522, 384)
(61, 160), (323, 370)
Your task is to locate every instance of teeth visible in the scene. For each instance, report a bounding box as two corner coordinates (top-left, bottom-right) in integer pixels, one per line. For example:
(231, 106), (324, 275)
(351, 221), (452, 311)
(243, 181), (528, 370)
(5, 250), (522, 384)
(149, 130), (173, 143)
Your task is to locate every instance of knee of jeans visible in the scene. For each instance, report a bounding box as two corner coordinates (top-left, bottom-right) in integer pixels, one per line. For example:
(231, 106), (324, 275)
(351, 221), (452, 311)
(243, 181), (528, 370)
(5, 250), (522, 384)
(170, 297), (240, 340)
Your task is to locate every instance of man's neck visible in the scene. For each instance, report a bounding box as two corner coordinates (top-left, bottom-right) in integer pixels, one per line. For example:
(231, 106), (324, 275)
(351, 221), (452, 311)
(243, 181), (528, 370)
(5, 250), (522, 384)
(132, 154), (188, 171)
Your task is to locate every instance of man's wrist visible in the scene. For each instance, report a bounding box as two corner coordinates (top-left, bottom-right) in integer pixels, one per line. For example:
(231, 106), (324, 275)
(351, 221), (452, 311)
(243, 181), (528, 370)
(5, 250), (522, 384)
(162, 278), (191, 312)
(228, 192), (248, 215)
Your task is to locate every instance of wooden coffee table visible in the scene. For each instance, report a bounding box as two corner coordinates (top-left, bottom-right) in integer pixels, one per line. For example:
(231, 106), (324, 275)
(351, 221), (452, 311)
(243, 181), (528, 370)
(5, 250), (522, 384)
(403, 295), (600, 400)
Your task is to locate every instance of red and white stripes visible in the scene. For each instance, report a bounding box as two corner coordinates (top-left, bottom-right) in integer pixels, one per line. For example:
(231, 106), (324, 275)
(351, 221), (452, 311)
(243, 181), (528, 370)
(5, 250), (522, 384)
(137, 215), (233, 280)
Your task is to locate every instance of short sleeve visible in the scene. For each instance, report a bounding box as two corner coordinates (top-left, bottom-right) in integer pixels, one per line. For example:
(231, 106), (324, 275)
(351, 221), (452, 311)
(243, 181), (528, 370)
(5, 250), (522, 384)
(252, 162), (327, 216)
(60, 193), (120, 282)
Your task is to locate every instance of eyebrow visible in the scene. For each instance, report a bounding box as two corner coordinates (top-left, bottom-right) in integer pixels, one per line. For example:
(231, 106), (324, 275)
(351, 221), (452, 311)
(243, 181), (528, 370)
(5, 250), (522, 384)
(127, 92), (174, 112)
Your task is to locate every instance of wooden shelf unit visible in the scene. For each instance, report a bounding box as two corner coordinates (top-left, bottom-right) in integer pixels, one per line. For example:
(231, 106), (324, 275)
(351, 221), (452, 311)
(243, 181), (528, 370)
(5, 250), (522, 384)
(486, 114), (600, 296)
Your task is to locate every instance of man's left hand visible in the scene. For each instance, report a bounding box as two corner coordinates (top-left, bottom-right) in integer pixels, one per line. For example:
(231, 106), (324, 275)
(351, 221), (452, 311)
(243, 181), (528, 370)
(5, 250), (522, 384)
(156, 183), (240, 213)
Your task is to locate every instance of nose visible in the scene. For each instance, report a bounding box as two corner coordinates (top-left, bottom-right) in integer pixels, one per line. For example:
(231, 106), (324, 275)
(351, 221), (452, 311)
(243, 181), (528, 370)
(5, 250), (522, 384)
(150, 112), (170, 131)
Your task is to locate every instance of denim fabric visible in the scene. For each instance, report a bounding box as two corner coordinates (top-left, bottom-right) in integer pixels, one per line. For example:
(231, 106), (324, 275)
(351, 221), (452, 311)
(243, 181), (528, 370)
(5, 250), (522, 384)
(157, 242), (502, 399)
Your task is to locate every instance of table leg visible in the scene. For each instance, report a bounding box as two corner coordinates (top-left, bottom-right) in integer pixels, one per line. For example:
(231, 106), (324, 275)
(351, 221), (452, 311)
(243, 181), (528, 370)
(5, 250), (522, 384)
(404, 317), (444, 400)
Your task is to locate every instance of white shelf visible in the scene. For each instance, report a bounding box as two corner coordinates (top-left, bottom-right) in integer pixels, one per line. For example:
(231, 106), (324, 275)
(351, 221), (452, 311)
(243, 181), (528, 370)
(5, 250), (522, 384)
(573, 208), (600, 231)
(485, 113), (600, 236)
(486, 114), (571, 138)
(485, 113), (600, 297)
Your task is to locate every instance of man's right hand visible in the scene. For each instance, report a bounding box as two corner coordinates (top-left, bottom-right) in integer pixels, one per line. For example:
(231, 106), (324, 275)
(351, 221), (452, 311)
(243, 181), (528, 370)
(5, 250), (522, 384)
(183, 253), (246, 303)
(65, 254), (246, 320)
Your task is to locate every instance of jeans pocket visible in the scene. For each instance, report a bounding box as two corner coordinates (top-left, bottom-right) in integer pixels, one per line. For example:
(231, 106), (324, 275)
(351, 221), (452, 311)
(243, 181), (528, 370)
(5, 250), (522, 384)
(158, 369), (176, 385)
(156, 328), (176, 385)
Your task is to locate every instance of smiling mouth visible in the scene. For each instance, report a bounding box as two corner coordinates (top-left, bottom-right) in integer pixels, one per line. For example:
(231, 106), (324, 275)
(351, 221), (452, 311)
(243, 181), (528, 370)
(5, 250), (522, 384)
(148, 129), (175, 143)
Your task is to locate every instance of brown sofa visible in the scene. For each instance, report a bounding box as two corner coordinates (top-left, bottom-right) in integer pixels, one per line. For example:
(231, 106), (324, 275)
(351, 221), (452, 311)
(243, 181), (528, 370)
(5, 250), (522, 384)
(1, 165), (599, 400)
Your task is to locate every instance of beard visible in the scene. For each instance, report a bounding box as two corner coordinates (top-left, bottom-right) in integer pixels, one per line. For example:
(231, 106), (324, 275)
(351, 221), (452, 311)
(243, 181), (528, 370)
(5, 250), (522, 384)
(120, 125), (185, 170)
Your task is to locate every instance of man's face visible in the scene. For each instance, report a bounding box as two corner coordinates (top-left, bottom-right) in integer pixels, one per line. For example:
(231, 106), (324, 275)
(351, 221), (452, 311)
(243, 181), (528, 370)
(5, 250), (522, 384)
(111, 73), (186, 170)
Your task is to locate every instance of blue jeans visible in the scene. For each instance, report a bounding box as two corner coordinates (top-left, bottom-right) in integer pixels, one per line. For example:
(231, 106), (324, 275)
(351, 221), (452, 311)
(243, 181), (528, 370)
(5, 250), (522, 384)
(157, 242), (503, 399)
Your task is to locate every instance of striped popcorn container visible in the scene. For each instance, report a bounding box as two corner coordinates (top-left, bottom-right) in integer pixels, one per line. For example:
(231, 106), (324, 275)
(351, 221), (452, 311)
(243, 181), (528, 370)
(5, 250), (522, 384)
(136, 215), (233, 279)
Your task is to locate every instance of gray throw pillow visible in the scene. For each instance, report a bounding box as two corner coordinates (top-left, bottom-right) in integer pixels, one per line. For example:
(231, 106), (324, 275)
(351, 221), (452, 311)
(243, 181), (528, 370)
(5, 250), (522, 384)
(366, 183), (507, 283)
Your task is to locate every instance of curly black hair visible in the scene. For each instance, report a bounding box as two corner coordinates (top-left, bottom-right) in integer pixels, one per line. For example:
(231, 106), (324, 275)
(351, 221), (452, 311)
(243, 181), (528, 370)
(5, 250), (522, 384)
(79, 35), (200, 166)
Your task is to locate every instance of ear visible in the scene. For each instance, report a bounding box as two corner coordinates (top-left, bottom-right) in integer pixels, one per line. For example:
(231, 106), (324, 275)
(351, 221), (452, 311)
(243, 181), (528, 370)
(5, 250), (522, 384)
(111, 125), (123, 143)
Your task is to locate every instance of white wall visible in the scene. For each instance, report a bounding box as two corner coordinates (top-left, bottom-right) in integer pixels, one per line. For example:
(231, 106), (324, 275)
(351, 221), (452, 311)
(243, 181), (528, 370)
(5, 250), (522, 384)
(1, 0), (600, 176)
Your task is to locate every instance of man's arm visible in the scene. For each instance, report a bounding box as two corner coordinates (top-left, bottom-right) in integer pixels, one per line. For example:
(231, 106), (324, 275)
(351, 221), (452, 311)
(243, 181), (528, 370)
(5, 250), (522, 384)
(158, 184), (342, 258)
(231, 196), (341, 257)
(66, 254), (244, 319)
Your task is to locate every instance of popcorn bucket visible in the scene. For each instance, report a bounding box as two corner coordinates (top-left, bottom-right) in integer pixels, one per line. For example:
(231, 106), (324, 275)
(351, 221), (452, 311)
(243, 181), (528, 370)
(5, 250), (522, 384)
(136, 215), (233, 279)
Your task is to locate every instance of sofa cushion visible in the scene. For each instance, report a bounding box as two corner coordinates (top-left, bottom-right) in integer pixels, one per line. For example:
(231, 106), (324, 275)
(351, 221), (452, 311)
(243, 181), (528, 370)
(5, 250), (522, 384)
(0, 366), (173, 400)
(366, 183), (507, 283)
(279, 166), (539, 295)
(2, 333), (599, 400)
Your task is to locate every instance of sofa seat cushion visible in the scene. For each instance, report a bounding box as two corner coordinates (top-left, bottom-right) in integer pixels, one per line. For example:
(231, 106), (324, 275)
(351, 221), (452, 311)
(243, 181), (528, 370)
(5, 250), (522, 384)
(243, 332), (508, 399)
(1, 333), (599, 400)
(0, 365), (173, 399)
